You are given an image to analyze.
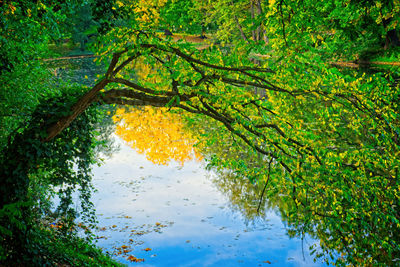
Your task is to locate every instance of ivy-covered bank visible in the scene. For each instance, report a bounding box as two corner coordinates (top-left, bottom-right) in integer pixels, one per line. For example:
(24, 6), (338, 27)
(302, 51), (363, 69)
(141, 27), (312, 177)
(0, 0), (121, 263)
(0, 88), (120, 265)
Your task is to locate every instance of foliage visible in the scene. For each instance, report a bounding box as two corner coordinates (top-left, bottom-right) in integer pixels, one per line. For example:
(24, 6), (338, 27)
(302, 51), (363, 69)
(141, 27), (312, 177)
(86, 14), (399, 263)
(194, 0), (400, 59)
(0, 0), (86, 71)
(30, 226), (122, 266)
(196, 0), (267, 44)
(0, 85), (109, 263)
(0, 0), (67, 147)
(70, 3), (98, 51)
(99, 0), (211, 35)
(0, 0), (118, 264)
(114, 107), (202, 165)
(159, 0), (202, 34)
(262, 0), (400, 59)
(0, 211), (122, 266)
(0, 0), (99, 149)
(91, 0), (120, 34)
(0, 63), (52, 151)
(180, 75), (400, 264)
(1, 0), (399, 265)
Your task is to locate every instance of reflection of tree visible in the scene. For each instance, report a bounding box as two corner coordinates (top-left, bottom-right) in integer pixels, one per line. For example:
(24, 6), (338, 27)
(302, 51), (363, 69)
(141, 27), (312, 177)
(186, 114), (398, 265)
(94, 106), (120, 159)
(113, 107), (202, 165)
(210, 170), (268, 220)
(184, 114), (284, 220)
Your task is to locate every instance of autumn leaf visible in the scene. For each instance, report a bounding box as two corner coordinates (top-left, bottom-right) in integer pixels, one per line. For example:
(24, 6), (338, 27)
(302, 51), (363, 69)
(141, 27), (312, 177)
(127, 255), (145, 263)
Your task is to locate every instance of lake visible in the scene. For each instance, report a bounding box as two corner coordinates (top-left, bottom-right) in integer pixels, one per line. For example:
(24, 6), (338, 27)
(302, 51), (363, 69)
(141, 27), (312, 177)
(45, 55), (330, 266)
(90, 130), (327, 266)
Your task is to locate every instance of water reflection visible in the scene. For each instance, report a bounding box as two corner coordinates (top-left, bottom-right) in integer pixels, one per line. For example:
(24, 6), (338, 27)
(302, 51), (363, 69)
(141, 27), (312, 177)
(189, 112), (399, 265)
(183, 115), (339, 264)
(113, 107), (202, 165)
(91, 107), (326, 266)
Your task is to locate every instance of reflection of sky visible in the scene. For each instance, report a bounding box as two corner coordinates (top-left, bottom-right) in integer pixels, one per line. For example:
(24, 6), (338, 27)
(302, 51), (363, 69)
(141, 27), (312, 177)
(91, 135), (327, 266)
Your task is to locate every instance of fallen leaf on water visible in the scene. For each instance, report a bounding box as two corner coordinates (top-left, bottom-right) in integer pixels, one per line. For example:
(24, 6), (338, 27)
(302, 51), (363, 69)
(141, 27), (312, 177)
(143, 248), (152, 251)
(263, 260), (272, 264)
(127, 255), (145, 262)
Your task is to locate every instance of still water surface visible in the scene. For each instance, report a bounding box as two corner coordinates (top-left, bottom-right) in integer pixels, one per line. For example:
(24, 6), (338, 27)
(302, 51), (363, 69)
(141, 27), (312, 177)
(91, 134), (326, 266)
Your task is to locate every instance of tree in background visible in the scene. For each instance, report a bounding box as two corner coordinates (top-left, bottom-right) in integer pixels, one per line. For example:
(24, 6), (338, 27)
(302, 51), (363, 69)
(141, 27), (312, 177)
(0, 0), (71, 149)
(70, 2), (97, 51)
(195, 0), (268, 44)
(158, 0), (216, 36)
(159, 0), (200, 34)
(262, 0), (400, 59)
(91, 0), (119, 34)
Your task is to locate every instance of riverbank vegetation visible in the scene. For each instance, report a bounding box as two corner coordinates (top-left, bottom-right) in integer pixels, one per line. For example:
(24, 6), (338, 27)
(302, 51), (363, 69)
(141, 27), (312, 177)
(1, 0), (399, 265)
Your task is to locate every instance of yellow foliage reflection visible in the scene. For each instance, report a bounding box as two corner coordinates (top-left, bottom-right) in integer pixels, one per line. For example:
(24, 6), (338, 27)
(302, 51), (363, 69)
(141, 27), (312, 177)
(113, 107), (202, 165)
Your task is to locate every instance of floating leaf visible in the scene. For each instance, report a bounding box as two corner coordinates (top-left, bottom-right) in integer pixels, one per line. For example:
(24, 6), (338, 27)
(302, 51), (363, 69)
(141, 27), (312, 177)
(127, 255), (145, 263)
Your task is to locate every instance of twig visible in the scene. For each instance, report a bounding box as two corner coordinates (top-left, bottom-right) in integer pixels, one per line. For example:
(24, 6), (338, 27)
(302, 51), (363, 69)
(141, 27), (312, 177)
(257, 156), (273, 213)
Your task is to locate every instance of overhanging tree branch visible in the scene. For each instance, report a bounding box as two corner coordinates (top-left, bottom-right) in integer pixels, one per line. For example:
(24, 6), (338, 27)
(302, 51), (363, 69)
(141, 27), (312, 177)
(42, 42), (316, 176)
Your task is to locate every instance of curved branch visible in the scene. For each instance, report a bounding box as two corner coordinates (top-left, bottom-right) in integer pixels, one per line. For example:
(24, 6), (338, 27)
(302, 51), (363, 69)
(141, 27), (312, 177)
(140, 43), (274, 73)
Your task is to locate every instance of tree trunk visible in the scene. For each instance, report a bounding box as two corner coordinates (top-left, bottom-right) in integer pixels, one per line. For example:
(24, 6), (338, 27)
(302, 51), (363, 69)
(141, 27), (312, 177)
(255, 0), (263, 42)
(251, 1), (256, 41)
(44, 78), (109, 142)
(383, 18), (400, 49)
